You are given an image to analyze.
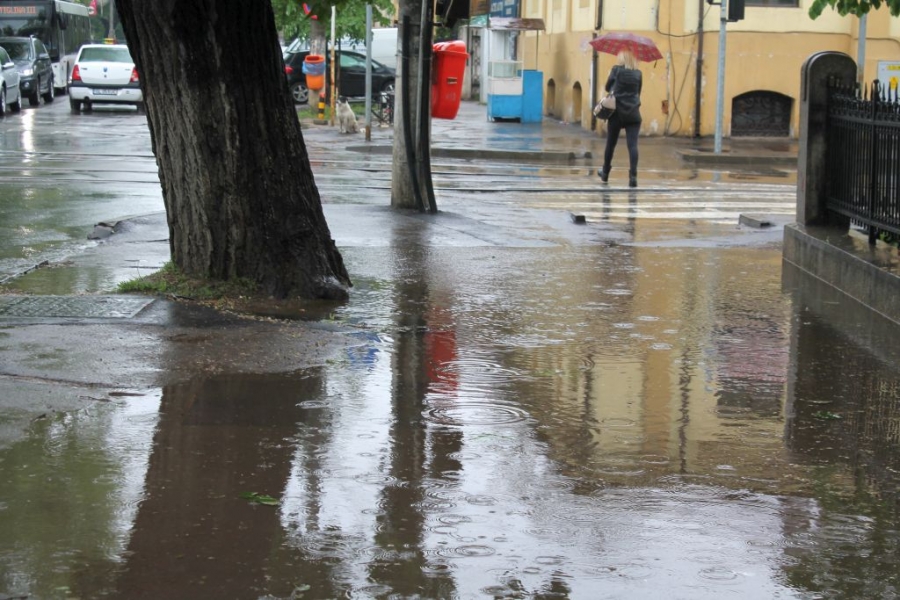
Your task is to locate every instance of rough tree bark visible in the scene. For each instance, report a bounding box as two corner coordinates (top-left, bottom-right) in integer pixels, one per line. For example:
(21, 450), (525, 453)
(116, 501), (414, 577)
(390, 0), (424, 209)
(115, 0), (351, 300)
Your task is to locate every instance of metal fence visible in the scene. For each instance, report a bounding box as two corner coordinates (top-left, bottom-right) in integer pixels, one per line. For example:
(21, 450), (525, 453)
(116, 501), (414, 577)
(826, 79), (900, 243)
(371, 90), (394, 125)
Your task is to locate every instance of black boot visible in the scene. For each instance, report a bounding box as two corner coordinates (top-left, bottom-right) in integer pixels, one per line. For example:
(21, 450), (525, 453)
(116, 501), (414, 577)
(598, 166), (610, 183)
(628, 172), (637, 188)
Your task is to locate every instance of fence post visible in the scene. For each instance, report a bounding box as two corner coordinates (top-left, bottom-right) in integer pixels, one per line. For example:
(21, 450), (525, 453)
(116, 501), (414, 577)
(797, 52), (857, 227)
(867, 80), (881, 244)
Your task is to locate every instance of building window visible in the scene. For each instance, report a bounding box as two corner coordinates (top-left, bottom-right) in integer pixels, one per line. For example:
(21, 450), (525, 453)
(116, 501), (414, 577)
(746, 0), (799, 6)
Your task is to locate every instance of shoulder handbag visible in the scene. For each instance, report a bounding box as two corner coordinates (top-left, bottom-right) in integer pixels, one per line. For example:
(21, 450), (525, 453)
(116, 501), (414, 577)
(593, 68), (618, 120)
(593, 104), (614, 121)
(593, 93), (616, 120)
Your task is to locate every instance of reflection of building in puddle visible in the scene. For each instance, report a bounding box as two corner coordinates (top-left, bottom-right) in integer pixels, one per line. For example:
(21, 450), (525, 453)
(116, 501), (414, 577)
(515, 243), (793, 489)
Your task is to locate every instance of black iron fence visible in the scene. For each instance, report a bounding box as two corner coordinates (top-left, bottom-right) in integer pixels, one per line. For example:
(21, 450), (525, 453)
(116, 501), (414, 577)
(826, 79), (900, 243)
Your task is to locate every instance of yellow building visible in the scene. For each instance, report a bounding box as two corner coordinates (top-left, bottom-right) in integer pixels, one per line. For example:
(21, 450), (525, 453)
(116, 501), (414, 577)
(515, 0), (900, 138)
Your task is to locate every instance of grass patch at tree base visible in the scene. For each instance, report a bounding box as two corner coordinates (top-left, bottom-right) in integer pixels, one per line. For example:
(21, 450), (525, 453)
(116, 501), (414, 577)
(118, 262), (343, 319)
(119, 262), (264, 308)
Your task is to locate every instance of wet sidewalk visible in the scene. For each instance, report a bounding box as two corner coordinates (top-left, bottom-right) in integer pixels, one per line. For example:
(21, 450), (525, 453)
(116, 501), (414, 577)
(336, 99), (799, 169)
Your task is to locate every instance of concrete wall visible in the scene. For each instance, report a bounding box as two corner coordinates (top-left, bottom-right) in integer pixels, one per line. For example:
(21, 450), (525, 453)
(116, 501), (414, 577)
(783, 225), (900, 325)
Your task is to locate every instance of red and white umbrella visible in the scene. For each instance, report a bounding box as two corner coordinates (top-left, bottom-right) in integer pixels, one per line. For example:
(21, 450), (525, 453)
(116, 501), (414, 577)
(589, 32), (663, 63)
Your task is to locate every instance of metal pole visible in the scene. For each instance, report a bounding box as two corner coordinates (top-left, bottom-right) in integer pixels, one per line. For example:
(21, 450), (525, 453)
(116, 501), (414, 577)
(693, 0), (705, 137)
(714, 0), (726, 154)
(857, 13), (867, 86)
(365, 5), (372, 141)
(107, 0), (115, 40)
(330, 5), (336, 126)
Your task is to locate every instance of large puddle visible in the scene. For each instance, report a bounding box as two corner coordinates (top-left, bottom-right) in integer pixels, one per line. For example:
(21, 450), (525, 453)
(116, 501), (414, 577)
(2, 239), (899, 598)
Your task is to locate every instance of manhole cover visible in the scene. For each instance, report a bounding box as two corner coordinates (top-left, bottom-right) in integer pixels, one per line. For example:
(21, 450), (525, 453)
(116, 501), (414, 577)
(0, 295), (154, 319)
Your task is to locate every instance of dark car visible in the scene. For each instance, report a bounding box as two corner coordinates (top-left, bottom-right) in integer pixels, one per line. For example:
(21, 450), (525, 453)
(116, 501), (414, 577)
(0, 36), (54, 107)
(283, 49), (395, 104)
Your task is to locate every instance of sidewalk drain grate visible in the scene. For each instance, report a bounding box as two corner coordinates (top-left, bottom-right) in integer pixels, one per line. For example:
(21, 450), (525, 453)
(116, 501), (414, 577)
(0, 296), (154, 319)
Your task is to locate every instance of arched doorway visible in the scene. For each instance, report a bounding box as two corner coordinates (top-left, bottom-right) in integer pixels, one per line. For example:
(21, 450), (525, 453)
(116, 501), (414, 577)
(731, 91), (793, 137)
(546, 79), (557, 117)
(572, 82), (583, 124)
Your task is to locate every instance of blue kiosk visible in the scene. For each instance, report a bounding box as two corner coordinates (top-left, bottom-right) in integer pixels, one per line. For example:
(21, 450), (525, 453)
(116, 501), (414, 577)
(484, 16), (545, 123)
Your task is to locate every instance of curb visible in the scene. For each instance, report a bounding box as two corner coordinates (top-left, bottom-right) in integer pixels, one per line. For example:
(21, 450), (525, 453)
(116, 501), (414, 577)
(348, 144), (798, 168)
(677, 149), (797, 168)
(739, 214), (776, 228)
(345, 144), (592, 164)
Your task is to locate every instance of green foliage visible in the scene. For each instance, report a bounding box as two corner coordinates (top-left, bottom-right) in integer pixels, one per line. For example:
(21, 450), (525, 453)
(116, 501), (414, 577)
(240, 491), (280, 506)
(877, 229), (900, 247)
(271, 0), (395, 45)
(809, 0), (900, 19)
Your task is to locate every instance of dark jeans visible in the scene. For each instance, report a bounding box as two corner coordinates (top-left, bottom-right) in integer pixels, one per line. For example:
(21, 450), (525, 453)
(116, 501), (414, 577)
(603, 113), (640, 176)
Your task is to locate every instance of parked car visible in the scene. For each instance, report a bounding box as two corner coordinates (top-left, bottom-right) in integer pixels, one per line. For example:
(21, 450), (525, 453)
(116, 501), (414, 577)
(0, 36), (54, 106)
(0, 45), (22, 116)
(68, 44), (143, 113)
(283, 49), (395, 104)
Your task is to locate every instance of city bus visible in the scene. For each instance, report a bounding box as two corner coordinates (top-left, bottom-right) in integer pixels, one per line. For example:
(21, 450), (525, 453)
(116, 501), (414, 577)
(0, 0), (92, 93)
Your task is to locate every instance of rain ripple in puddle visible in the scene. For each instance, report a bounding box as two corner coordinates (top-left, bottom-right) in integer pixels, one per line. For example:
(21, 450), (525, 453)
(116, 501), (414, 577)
(424, 402), (530, 427)
(440, 355), (527, 382)
(433, 544), (497, 558)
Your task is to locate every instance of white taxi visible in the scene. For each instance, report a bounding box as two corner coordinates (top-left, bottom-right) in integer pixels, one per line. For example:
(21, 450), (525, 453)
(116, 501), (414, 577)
(68, 44), (143, 113)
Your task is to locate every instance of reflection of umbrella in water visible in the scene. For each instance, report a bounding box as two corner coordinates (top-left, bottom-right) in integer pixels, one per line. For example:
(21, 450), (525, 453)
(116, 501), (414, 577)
(589, 32), (663, 63)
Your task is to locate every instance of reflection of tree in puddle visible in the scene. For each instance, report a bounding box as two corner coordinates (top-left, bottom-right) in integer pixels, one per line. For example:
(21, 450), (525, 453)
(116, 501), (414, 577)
(113, 372), (342, 599)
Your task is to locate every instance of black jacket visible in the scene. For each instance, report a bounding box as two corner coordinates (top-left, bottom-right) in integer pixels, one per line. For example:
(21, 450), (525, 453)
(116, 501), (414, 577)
(606, 65), (642, 125)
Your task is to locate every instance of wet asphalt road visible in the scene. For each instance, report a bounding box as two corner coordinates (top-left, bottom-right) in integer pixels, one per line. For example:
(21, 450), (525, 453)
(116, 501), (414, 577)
(3, 98), (900, 599)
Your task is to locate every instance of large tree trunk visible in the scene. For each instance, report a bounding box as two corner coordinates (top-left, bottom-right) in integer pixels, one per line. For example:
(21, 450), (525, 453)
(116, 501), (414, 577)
(115, 0), (351, 300)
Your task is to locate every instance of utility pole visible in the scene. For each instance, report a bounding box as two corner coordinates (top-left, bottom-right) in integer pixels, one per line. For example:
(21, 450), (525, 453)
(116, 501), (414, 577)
(714, 0), (727, 154)
(365, 5), (373, 141)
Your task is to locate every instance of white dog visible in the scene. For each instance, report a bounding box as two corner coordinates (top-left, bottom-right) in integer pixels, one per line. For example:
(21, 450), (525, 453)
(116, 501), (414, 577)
(337, 99), (359, 134)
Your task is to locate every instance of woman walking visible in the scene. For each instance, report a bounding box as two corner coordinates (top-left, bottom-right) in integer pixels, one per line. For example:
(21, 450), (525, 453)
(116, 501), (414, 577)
(598, 50), (643, 187)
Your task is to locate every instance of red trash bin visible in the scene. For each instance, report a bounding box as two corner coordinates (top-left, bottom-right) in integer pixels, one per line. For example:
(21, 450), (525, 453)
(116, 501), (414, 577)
(431, 41), (468, 120)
